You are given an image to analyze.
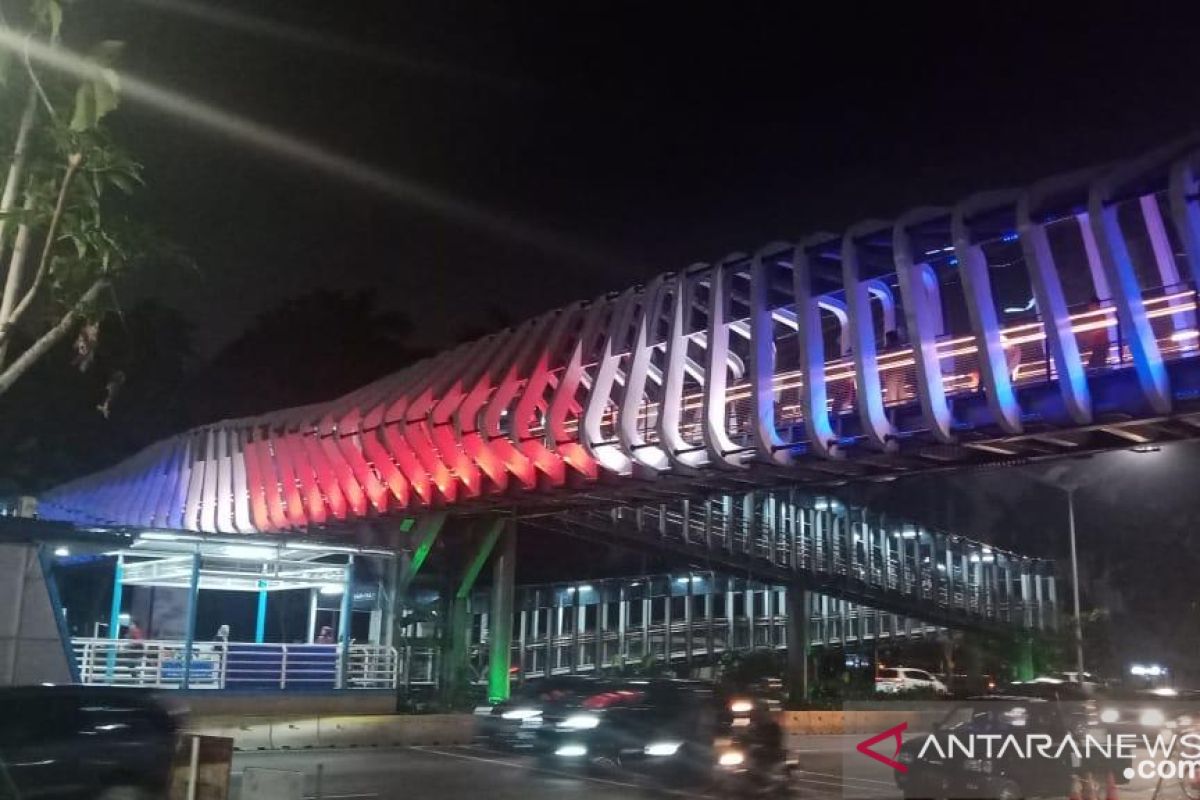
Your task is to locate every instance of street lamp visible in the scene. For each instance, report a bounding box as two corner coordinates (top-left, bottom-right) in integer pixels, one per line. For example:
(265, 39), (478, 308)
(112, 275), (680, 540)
(1029, 461), (1091, 681)
(1032, 447), (1160, 682)
(1064, 485), (1083, 681)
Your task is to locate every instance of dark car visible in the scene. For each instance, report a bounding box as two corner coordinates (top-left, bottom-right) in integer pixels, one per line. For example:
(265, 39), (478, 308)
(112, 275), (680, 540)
(895, 695), (1126, 800)
(0, 686), (178, 799)
(541, 679), (725, 783)
(478, 676), (615, 751)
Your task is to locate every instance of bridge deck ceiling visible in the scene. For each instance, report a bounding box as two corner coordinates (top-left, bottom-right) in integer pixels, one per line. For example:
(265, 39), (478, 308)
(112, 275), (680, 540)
(38, 139), (1200, 533)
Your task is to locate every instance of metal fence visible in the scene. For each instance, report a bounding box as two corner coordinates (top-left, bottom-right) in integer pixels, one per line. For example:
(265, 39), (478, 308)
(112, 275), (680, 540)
(72, 638), (400, 689)
(465, 573), (942, 682)
(534, 492), (1058, 632)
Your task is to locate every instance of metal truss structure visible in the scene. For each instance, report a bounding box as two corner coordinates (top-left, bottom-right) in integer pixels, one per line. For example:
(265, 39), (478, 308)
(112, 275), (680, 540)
(39, 139), (1200, 532)
(464, 572), (946, 682)
(528, 489), (1056, 631)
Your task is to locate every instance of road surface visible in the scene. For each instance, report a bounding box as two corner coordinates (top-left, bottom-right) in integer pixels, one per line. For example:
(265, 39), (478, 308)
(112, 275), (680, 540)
(230, 734), (895, 800)
(231, 734), (1184, 800)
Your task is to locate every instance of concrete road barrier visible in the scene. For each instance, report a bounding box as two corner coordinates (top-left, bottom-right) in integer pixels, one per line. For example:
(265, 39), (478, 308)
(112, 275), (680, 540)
(778, 708), (945, 734)
(185, 716), (275, 751)
(271, 717), (321, 750)
(191, 713), (475, 751)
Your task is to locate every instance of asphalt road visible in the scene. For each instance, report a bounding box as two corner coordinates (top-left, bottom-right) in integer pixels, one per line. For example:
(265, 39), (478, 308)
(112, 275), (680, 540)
(230, 734), (898, 800)
(231, 735), (1188, 800)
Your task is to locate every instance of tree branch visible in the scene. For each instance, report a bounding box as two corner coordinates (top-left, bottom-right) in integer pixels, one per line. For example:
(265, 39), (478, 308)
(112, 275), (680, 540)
(23, 35), (57, 118)
(0, 278), (108, 398)
(0, 84), (38, 269)
(0, 192), (36, 368)
(0, 152), (83, 345)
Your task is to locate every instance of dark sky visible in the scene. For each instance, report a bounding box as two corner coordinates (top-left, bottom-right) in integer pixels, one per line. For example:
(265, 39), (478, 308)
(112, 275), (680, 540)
(71, 1), (1200, 354)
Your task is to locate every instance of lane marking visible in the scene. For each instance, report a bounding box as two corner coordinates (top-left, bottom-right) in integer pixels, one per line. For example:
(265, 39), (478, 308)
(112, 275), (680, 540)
(413, 746), (716, 798)
(792, 774), (892, 793)
(794, 767), (897, 787)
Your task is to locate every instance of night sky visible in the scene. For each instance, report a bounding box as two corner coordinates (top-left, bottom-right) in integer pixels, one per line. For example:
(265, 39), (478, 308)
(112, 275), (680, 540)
(73, 1), (1200, 354)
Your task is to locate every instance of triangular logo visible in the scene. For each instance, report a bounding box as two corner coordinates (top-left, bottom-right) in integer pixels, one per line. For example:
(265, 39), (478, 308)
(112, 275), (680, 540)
(856, 721), (908, 772)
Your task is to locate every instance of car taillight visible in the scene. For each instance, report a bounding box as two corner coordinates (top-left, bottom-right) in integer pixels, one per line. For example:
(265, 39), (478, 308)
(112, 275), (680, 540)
(581, 689), (644, 709)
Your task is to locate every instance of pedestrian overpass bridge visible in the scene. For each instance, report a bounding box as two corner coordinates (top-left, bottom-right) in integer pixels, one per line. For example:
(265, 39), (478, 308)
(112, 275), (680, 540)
(12, 138), (1198, 698)
(38, 139), (1200, 533)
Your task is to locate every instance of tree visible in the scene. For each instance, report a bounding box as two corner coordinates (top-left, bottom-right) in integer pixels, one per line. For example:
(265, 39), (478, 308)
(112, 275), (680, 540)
(0, 0), (151, 398)
(0, 299), (194, 494)
(184, 289), (430, 423)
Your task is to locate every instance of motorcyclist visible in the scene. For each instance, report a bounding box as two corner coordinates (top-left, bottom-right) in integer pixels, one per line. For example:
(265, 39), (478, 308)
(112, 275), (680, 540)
(741, 701), (785, 770)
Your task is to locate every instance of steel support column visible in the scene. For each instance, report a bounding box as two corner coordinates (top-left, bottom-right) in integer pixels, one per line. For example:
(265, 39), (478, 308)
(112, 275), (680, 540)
(181, 550), (201, 689)
(487, 519), (516, 703)
(337, 556), (354, 689)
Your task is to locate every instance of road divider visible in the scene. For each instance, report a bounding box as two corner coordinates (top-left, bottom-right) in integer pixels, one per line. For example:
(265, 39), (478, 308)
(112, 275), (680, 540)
(778, 709), (944, 734)
(187, 713), (475, 751)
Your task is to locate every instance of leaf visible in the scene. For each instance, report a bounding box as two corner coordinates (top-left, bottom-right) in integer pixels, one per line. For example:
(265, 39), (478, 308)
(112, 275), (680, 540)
(69, 67), (121, 131)
(69, 84), (93, 132)
(31, 0), (64, 39)
(107, 172), (134, 194)
(93, 68), (120, 119)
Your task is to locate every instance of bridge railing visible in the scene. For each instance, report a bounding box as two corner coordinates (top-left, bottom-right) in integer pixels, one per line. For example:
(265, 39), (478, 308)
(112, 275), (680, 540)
(461, 572), (945, 683)
(636, 282), (1198, 442)
(538, 491), (1056, 630)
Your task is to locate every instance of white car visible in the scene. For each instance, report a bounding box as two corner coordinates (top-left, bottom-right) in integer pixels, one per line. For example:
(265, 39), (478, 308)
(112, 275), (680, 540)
(875, 667), (949, 695)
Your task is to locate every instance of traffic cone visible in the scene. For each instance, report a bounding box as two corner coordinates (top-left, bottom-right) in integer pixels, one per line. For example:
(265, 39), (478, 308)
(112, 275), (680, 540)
(1081, 773), (1096, 800)
(1068, 774), (1083, 800)
(1105, 771), (1119, 800)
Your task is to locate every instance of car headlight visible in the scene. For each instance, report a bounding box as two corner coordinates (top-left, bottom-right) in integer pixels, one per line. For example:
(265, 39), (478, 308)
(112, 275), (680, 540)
(501, 708), (541, 720)
(1140, 708), (1166, 727)
(719, 750), (745, 767)
(559, 713), (600, 731)
(1100, 708), (1120, 724)
(555, 744), (588, 757)
(730, 699), (754, 714)
(645, 741), (682, 756)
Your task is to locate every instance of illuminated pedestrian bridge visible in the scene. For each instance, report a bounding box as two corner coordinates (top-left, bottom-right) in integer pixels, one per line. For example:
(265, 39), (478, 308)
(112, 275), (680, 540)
(38, 138), (1200, 532)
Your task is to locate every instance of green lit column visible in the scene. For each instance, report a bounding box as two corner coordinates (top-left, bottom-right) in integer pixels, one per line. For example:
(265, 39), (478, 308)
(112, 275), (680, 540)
(487, 519), (517, 703)
(1014, 633), (1035, 682)
(441, 518), (504, 706)
(392, 515), (445, 650)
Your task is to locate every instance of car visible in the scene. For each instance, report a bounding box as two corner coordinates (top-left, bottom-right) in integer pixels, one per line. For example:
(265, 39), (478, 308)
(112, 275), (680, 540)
(895, 695), (1128, 800)
(1095, 688), (1192, 735)
(477, 676), (615, 751)
(539, 679), (726, 783)
(0, 685), (179, 799)
(876, 667), (949, 695)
